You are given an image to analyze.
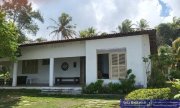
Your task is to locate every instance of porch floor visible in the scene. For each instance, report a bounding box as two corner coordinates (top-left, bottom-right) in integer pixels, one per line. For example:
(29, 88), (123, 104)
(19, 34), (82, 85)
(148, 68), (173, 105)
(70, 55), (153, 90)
(0, 84), (82, 90)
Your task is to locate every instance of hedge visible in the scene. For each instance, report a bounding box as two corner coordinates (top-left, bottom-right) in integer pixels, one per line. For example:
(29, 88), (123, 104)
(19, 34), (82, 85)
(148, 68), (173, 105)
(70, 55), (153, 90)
(125, 88), (171, 100)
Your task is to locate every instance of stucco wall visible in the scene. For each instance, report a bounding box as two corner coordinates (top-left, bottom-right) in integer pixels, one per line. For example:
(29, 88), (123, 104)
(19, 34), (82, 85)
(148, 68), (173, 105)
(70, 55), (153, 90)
(85, 35), (150, 87)
(0, 34), (151, 87)
(18, 41), (85, 60)
(17, 57), (80, 84)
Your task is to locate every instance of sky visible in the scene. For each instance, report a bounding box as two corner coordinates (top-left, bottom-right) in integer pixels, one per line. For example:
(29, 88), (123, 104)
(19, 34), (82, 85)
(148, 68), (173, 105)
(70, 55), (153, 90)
(28, 0), (180, 40)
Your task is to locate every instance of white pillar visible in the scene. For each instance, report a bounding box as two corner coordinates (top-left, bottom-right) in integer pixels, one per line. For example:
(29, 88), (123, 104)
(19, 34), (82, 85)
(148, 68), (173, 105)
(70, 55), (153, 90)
(12, 61), (18, 87)
(49, 58), (54, 87)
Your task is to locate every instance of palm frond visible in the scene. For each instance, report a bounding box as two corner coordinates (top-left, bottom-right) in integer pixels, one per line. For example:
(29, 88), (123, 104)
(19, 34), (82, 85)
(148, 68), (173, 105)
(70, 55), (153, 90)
(49, 18), (60, 26)
(47, 26), (58, 29)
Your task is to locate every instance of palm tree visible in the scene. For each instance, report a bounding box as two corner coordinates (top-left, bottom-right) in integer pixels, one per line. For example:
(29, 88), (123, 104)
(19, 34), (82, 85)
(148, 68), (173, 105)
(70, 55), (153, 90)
(136, 19), (149, 30)
(79, 27), (98, 38)
(118, 19), (134, 33)
(47, 13), (76, 40)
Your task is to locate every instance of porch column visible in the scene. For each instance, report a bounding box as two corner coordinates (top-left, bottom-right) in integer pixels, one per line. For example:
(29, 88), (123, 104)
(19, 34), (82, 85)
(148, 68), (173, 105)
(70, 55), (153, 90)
(49, 58), (54, 87)
(12, 61), (18, 87)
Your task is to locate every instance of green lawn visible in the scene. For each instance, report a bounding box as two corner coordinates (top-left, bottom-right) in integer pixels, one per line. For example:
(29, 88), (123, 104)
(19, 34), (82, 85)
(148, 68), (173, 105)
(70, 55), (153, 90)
(0, 89), (121, 108)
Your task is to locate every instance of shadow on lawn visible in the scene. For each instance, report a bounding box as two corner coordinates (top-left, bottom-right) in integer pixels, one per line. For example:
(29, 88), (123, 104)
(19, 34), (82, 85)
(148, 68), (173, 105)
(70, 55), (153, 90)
(0, 92), (21, 108)
(0, 89), (124, 99)
(0, 89), (122, 108)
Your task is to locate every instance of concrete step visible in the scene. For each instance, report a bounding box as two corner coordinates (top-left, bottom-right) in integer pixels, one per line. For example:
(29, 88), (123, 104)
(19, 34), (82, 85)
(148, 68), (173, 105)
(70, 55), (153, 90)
(41, 88), (82, 95)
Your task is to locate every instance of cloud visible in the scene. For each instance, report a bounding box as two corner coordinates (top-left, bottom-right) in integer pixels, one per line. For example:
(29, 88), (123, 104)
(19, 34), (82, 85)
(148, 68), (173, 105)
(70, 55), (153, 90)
(27, 0), (178, 40)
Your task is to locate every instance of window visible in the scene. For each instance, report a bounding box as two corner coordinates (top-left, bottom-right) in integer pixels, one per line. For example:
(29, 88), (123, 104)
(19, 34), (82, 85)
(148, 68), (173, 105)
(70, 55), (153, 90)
(97, 54), (109, 79)
(109, 52), (126, 79)
(97, 48), (127, 80)
(42, 59), (50, 65)
(22, 60), (38, 74)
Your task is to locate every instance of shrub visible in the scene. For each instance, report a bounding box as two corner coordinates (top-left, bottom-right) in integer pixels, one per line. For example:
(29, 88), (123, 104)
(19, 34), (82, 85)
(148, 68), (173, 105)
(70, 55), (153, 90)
(83, 80), (104, 94)
(83, 69), (136, 94)
(172, 79), (180, 99)
(106, 82), (121, 94)
(120, 69), (136, 93)
(125, 88), (171, 100)
(169, 69), (180, 79)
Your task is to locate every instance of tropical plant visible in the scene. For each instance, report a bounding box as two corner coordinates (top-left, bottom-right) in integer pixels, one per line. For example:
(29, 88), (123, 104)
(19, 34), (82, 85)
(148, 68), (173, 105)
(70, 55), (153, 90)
(0, 0), (44, 43)
(172, 79), (180, 99)
(125, 88), (171, 100)
(82, 80), (104, 94)
(136, 19), (149, 30)
(144, 39), (180, 87)
(0, 66), (10, 85)
(157, 17), (180, 45)
(0, 12), (19, 60)
(79, 27), (98, 38)
(48, 13), (76, 40)
(172, 38), (180, 61)
(119, 69), (136, 93)
(118, 19), (134, 33)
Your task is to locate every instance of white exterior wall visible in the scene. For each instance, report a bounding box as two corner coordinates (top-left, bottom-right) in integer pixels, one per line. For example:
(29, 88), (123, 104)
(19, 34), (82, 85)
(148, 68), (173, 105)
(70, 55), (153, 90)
(0, 34), (151, 87)
(17, 60), (49, 84)
(85, 35), (150, 87)
(16, 57), (80, 84)
(18, 41), (85, 60)
(54, 57), (80, 80)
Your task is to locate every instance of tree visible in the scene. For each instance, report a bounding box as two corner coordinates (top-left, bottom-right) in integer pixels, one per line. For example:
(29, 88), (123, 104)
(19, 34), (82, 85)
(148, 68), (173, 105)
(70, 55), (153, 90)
(79, 27), (98, 38)
(0, 0), (44, 43)
(136, 19), (149, 30)
(48, 13), (76, 40)
(118, 19), (134, 33)
(35, 37), (47, 42)
(157, 17), (180, 45)
(0, 12), (19, 60)
(172, 37), (180, 60)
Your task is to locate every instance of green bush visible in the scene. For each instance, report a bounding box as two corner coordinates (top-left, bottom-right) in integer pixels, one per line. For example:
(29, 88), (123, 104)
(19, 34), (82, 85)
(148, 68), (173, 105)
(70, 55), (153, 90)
(83, 69), (136, 94)
(172, 79), (180, 99)
(106, 82), (121, 94)
(120, 69), (136, 93)
(170, 69), (180, 79)
(83, 80), (104, 94)
(125, 88), (171, 100)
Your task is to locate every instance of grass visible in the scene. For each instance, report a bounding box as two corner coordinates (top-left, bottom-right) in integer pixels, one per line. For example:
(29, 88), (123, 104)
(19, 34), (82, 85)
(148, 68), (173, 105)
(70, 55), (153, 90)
(0, 89), (122, 108)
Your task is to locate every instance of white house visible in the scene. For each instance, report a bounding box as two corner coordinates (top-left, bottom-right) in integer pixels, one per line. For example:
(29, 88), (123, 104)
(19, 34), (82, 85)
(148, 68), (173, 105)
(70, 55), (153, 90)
(0, 30), (157, 89)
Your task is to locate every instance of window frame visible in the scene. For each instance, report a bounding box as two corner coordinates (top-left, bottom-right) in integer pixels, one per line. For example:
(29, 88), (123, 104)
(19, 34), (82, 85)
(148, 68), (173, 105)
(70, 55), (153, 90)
(109, 51), (127, 80)
(22, 60), (38, 74)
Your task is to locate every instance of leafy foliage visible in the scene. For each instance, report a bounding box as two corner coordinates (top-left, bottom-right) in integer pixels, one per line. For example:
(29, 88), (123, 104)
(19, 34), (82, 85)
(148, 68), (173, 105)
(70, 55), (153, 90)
(125, 88), (171, 100)
(157, 17), (180, 45)
(172, 79), (180, 99)
(172, 37), (180, 61)
(144, 43), (179, 88)
(0, 12), (19, 60)
(119, 69), (136, 93)
(0, 66), (10, 85)
(79, 27), (98, 38)
(0, 0), (44, 43)
(82, 80), (104, 94)
(83, 69), (136, 94)
(136, 19), (149, 30)
(118, 19), (134, 33)
(48, 13), (76, 40)
(106, 82), (121, 94)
